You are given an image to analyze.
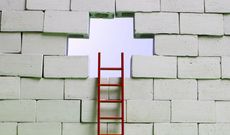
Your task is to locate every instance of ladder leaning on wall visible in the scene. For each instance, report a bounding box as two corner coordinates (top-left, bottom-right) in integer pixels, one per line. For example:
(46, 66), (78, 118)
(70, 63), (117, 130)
(97, 52), (125, 135)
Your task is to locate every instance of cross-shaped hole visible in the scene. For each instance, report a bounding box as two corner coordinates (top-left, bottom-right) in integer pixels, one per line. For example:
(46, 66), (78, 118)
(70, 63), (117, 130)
(68, 18), (153, 78)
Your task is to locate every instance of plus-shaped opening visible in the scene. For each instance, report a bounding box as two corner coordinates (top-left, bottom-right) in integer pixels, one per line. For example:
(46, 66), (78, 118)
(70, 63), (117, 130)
(68, 18), (153, 78)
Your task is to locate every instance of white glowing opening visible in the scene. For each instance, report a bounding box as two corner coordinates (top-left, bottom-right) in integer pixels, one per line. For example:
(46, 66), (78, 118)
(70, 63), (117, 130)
(68, 18), (153, 78)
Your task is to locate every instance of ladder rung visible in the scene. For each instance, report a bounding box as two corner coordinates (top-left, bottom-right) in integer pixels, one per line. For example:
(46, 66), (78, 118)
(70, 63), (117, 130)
(100, 84), (121, 86)
(100, 67), (122, 70)
(100, 134), (122, 135)
(100, 116), (122, 120)
(100, 100), (122, 103)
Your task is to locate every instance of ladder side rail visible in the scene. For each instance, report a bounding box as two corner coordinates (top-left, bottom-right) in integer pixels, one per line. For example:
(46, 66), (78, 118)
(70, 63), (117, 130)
(121, 52), (125, 135)
(97, 52), (101, 135)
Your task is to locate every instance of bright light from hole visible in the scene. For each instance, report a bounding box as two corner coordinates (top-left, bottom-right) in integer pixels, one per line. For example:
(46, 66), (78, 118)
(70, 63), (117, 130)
(68, 18), (153, 78)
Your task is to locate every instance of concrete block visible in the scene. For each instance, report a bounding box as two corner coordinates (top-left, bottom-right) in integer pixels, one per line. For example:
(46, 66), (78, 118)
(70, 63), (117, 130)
(135, 13), (179, 35)
(44, 11), (89, 35)
(107, 78), (121, 100)
(199, 80), (230, 100)
(21, 78), (64, 99)
(37, 100), (80, 122)
(155, 35), (198, 56)
(0, 100), (35, 122)
(199, 36), (230, 56)
(216, 102), (230, 122)
(22, 33), (67, 55)
(0, 0), (25, 10)
(154, 79), (197, 100)
(1, 11), (44, 32)
(124, 78), (153, 100)
(44, 56), (88, 78)
(178, 57), (221, 79)
(108, 124), (153, 135)
(0, 123), (17, 135)
(0, 54), (43, 77)
(172, 100), (215, 122)
(116, 0), (160, 15)
(108, 78), (153, 100)
(205, 0), (230, 13)
(127, 100), (170, 122)
(82, 100), (126, 122)
(18, 123), (61, 135)
(71, 0), (115, 17)
(180, 13), (223, 35)
(221, 57), (230, 79)
(161, 0), (203, 12)
(154, 123), (198, 135)
(0, 33), (21, 53)
(224, 15), (230, 35)
(65, 78), (108, 99)
(199, 124), (230, 135)
(132, 55), (177, 78)
(0, 77), (20, 99)
(27, 0), (70, 10)
(63, 123), (107, 135)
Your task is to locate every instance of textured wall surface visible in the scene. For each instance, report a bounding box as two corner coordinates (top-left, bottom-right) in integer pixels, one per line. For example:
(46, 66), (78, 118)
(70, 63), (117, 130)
(0, 0), (230, 135)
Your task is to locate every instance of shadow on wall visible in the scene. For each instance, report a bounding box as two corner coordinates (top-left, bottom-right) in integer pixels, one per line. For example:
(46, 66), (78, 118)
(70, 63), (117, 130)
(68, 18), (154, 78)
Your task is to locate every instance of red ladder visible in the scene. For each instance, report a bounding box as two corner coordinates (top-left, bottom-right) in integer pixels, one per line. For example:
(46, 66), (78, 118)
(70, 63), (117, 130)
(97, 52), (125, 135)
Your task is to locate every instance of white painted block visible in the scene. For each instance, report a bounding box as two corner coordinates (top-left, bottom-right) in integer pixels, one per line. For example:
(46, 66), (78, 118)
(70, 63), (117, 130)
(127, 100), (170, 122)
(125, 124), (153, 135)
(216, 102), (230, 122)
(0, 54), (43, 77)
(135, 13), (179, 35)
(0, 33), (21, 53)
(0, 100), (35, 122)
(155, 35), (198, 56)
(154, 79), (197, 100)
(161, 0), (203, 12)
(0, 77), (20, 99)
(125, 78), (153, 99)
(37, 100), (80, 122)
(108, 78), (153, 100)
(0, 0), (25, 10)
(180, 13), (223, 35)
(199, 80), (230, 100)
(44, 11), (89, 35)
(63, 123), (107, 135)
(154, 123), (198, 135)
(116, 0), (160, 13)
(224, 15), (230, 35)
(205, 0), (230, 13)
(1, 11), (44, 32)
(132, 55), (177, 78)
(65, 78), (108, 99)
(82, 100), (126, 122)
(71, 0), (115, 13)
(27, 0), (70, 10)
(18, 123), (61, 135)
(21, 78), (64, 99)
(0, 123), (17, 135)
(172, 100), (215, 122)
(44, 56), (88, 78)
(108, 78), (121, 100)
(199, 124), (230, 135)
(199, 36), (230, 56)
(22, 33), (67, 55)
(178, 57), (221, 79)
(221, 57), (230, 79)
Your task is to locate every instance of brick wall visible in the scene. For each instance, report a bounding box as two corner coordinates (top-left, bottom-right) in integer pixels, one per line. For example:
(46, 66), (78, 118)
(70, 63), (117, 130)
(0, 0), (230, 135)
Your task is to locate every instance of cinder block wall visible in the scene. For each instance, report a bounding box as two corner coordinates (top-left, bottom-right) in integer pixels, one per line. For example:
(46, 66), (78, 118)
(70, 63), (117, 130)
(0, 0), (230, 135)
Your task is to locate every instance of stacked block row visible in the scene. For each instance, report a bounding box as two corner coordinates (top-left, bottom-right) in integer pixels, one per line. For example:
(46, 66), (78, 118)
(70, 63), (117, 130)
(1, 0), (230, 13)
(0, 12), (230, 36)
